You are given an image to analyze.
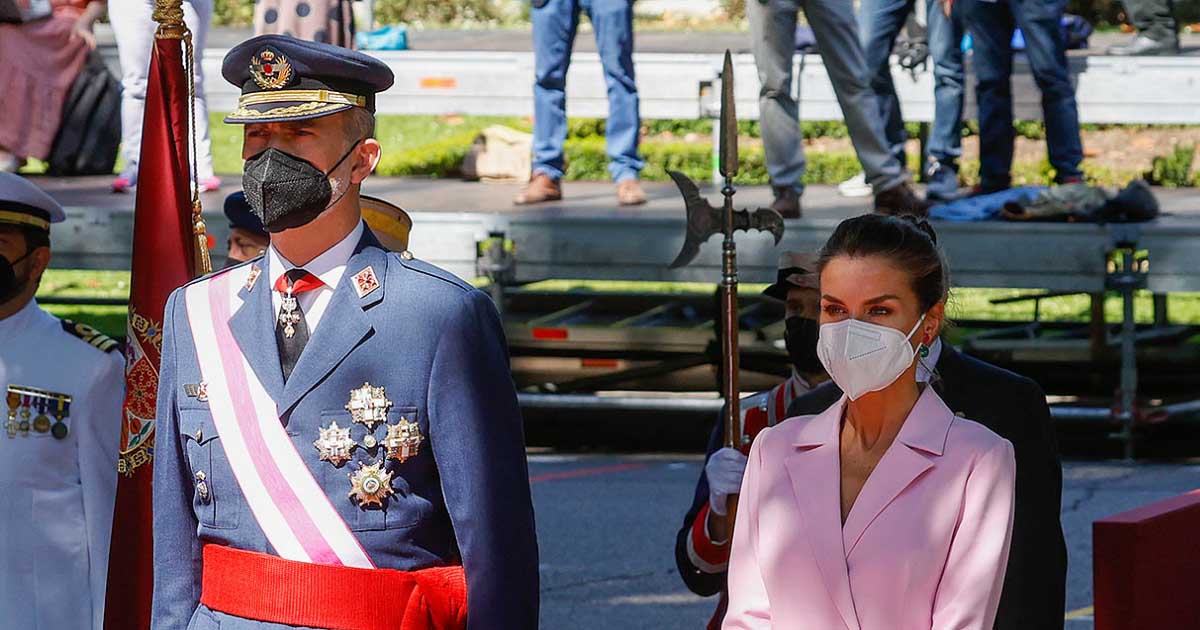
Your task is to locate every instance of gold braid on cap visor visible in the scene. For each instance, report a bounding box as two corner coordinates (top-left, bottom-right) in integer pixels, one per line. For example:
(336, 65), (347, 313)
(227, 90), (367, 121)
(0, 210), (50, 231)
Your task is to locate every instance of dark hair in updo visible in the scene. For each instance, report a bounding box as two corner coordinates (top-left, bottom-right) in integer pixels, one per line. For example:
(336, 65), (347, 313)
(816, 214), (949, 312)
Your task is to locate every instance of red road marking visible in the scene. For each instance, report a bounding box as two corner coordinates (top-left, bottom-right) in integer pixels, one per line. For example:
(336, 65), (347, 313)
(529, 462), (650, 483)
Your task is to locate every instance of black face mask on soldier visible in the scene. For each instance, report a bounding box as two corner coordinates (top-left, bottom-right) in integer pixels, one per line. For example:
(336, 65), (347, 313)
(241, 141), (361, 233)
(784, 315), (824, 374)
(0, 250), (32, 304)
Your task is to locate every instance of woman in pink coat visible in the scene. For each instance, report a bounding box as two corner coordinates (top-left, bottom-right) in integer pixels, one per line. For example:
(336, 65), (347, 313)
(724, 214), (1016, 630)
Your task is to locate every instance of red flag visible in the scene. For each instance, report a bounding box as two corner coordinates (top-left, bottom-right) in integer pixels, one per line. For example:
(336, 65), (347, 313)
(104, 26), (202, 630)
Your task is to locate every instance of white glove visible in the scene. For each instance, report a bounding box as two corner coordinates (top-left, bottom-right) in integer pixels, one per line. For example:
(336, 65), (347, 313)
(706, 447), (748, 516)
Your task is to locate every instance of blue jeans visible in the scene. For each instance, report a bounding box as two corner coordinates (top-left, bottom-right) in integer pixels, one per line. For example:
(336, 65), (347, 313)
(966, 0), (1083, 189)
(748, 0), (907, 195)
(861, 0), (965, 168)
(531, 0), (644, 182)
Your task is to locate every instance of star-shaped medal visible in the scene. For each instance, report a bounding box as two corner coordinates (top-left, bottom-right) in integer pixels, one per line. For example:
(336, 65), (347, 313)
(345, 382), (392, 431)
(313, 421), (356, 467)
(348, 461), (394, 508)
(383, 417), (424, 463)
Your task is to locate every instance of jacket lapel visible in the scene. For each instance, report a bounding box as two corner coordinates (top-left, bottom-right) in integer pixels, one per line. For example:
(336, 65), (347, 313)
(932, 345), (964, 411)
(229, 259), (285, 407)
(784, 400), (861, 630)
(277, 234), (389, 415)
(842, 387), (952, 557)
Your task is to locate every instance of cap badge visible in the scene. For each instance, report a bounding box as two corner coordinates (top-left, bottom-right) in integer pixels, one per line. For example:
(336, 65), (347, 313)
(251, 49), (293, 90)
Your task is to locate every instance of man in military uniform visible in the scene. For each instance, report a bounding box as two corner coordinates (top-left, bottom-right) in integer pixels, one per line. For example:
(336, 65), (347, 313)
(674, 251), (827, 629)
(152, 36), (539, 630)
(0, 172), (125, 630)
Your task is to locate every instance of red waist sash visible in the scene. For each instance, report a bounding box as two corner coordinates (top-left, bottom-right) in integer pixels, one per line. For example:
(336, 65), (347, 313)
(200, 545), (467, 630)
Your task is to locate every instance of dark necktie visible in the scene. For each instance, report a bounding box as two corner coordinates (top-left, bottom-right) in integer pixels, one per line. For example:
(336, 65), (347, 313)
(274, 268), (323, 382)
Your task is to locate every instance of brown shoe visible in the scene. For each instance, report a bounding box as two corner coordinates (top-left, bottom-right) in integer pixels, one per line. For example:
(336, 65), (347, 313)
(616, 179), (647, 206)
(770, 186), (801, 219)
(874, 182), (931, 217)
(514, 173), (562, 205)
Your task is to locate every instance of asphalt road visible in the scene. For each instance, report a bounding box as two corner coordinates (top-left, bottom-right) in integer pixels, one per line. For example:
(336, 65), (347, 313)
(528, 453), (1200, 629)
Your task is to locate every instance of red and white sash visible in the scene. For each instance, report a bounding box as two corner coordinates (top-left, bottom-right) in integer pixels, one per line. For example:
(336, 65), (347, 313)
(184, 267), (375, 569)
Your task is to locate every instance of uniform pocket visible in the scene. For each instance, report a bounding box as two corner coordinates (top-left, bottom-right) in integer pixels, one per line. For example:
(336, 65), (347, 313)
(180, 410), (240, 530)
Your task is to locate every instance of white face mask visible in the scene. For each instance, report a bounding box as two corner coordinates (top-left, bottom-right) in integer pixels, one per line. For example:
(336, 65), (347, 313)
(817, 314), (926, 401)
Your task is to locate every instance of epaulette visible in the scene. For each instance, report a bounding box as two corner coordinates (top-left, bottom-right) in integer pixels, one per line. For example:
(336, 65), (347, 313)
(61, 319), (122, 354)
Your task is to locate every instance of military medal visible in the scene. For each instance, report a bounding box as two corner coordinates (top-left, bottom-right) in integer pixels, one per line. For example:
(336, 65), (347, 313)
(5, 389), (18, 438)
(383, 416), (424, 463)
(18, 393), (31, 436)
(51, 396), (70, 440)
(278, 291), (302, 339)
(314, 421), (356, 467)
(32, 396), (51, 434)
(195, 471), (211, 503)
(348, 461), (394, 508)
(345, 382), (392, 431)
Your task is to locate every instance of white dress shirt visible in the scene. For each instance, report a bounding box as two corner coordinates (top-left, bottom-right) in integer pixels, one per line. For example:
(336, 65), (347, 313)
(266, 221), (363, 335)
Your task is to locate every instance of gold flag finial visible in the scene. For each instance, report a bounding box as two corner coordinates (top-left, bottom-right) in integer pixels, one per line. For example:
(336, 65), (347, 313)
(153, 0), (187, 39)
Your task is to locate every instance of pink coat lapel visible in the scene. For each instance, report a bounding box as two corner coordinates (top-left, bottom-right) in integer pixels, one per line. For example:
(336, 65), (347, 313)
(784, 400), (860, 630)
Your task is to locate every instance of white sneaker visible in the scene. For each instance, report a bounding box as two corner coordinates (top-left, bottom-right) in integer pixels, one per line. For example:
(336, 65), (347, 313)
(837, 172), (872, 197)
(0, 150), (19, 173)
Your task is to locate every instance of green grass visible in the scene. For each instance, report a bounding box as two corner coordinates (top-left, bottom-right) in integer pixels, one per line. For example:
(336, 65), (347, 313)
(36, 270), (1200, 339)
(18, 113), (1193, 188)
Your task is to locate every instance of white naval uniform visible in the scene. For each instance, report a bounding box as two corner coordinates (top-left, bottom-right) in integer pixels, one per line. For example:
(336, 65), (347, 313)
(0, 299), (125, 630)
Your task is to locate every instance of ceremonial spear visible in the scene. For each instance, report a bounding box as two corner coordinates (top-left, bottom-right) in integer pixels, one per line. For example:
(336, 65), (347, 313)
(667, 51), (785, 518)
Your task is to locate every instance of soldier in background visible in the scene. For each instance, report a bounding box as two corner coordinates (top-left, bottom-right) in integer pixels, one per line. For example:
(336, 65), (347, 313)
(0, 172), (125, 630)
(223, 191), (270, 266)
(674, 251), (827, 629)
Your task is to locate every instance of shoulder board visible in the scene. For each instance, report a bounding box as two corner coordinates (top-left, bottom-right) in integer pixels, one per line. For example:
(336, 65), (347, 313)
(395, 255), (475, 292)
(178, 255), (260, 291)
(61, 319), (123, 354)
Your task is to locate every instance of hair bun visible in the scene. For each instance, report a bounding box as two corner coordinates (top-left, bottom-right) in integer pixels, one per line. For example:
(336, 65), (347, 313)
(902, 215), (939, 245)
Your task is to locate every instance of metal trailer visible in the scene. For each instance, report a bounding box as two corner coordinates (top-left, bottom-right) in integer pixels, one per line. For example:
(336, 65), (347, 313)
(41, 179), (1200, 458)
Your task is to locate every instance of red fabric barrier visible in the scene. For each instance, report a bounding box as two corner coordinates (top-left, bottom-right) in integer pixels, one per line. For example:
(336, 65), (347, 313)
(1093, 489), (1200, 630)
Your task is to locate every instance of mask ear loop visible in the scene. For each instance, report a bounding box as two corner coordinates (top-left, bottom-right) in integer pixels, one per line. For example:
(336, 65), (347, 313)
(324, 138), (365, 210)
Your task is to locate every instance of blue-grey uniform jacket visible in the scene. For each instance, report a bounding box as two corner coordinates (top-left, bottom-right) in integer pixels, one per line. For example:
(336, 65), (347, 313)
(151, 228), (539, 629)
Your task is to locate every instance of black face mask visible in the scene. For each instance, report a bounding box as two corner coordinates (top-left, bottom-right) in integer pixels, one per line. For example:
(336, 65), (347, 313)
(785, 315), (824, 374)
(242, 141), (360, 233)
(0, 250), (32, 304)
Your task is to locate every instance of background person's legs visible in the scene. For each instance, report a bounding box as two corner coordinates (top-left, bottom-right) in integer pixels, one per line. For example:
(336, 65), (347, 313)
(584, 0), (644, 184)
(110, 0), (155, 186)
(748, 0), (805, 196)
(187, 0), (216, 185)
(1110, 0), (1179, 54)
(860, 0), (914, 168)
(964, 0), (1016, 191)
(803, 0), (907, 193)
(530, 0), (580, 182)
(924, 0), (966, 199)
(1013, 0), (1083, 183)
